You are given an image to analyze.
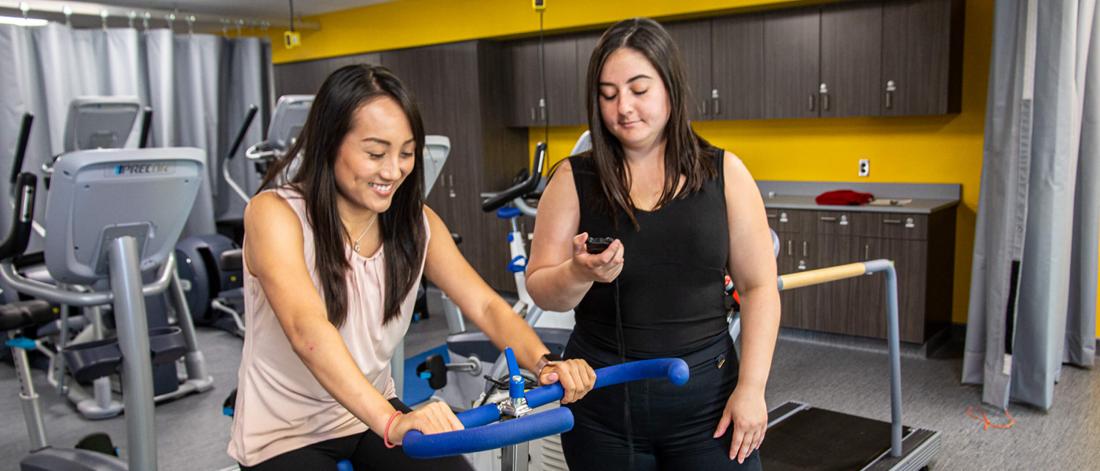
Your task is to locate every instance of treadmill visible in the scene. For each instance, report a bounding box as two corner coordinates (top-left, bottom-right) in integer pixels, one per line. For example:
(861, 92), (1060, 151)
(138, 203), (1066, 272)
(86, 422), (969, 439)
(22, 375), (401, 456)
(748, 260), (942, 470)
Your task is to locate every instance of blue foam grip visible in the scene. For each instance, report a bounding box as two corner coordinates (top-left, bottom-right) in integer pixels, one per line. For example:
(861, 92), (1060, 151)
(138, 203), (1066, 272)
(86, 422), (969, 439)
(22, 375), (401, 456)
(496, 207), (521, 219)
(506, 255), (526, 273)
(526, 358), (690, 409)
(223, 406), (234, 417)
(5, 337), (36, 350)
(336, 459), (353, 471)
(455, 404), (502, 428)
(504, 348), (524, 400)
(403, 407), (574, 459)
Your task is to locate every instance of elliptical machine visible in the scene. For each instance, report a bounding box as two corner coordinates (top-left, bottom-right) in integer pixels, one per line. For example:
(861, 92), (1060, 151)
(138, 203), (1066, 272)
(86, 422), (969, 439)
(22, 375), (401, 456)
(1, 146), (208, 470)
(176, 95), (315, 339)
(9, 98), (212, 420)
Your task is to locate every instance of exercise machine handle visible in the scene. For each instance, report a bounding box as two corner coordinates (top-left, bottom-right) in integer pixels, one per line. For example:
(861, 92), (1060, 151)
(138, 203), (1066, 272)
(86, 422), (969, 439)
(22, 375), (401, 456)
(402, 357), (689, 458)
(9, 113), (33, 186)
(0, 173), (37, 261)
(227, 105), (259, 161)
(481, 142), (546, 212)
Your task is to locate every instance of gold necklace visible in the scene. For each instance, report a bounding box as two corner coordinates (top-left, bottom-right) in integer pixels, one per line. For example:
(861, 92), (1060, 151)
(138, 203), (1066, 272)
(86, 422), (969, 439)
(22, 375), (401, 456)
(351, 215), (378, 254)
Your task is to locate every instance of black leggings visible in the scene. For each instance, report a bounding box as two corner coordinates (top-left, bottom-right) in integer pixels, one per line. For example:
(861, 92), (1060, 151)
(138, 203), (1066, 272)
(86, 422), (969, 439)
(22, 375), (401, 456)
(561, 333), (762, 471)
(240, 398), (473, 471)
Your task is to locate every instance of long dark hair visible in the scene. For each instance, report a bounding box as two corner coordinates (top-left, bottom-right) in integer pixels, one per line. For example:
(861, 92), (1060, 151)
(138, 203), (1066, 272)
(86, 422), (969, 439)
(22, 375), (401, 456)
(260, 64), (426, 328)
(584, 18), (717, 229)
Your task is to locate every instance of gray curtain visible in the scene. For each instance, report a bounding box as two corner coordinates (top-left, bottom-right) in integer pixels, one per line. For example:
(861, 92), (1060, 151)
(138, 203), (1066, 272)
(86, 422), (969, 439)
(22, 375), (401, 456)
(964, 0), (1098, 411)
(0, 23), (271, 244)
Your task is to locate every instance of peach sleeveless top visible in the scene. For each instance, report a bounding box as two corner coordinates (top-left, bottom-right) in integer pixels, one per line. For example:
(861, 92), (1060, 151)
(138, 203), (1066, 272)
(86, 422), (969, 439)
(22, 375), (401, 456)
(228, 187), (429, 466)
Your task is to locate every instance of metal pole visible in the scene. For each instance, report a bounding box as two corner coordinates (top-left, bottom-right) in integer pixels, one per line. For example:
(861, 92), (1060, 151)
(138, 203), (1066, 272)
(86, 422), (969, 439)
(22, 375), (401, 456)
(9, 333), (48, 450)
(884, 262), (903, 457)
(167, 269), (210, 383)
(109, 236), (157, 471)
(502, 442), (529, 471)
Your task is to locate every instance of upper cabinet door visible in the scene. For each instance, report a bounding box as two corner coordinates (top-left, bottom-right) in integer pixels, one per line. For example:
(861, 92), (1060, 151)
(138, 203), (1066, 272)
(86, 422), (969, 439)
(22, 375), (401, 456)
(711, 14), (765, 120)
(820, 1), (883, 118)
(664, 20), (713, 121)
(506, 39), (544, 127)
(543, 35), (581, 126)
(882, 0), (960, 116)
(574, 32), (601, 127)
(764, 8), (820, 119)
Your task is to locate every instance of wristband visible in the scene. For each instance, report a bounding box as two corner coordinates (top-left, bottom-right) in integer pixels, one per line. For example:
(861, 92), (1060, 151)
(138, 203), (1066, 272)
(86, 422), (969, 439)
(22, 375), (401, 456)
(535, 352), (563, 377)
(383, 410), (404, 449)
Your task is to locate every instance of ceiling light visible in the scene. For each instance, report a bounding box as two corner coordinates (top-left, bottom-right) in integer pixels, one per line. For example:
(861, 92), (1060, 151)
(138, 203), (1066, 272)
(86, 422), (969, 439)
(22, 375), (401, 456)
(0, 15), (48, 26)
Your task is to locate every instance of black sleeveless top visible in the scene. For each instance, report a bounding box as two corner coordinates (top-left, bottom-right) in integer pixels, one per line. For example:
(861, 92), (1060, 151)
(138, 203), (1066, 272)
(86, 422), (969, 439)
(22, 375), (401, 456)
(568, 149), (730, 357)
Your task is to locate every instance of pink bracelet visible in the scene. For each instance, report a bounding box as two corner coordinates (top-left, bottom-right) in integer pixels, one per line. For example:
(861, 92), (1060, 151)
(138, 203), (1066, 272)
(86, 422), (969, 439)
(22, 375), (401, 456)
(383, 410), (404, 449)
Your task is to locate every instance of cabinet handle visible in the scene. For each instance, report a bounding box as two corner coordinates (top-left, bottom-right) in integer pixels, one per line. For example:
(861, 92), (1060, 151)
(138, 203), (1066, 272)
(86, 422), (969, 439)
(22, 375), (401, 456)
(822, 93), (830, 111)
(798, 259), (807, 271)
(701, 99), (708, 116)
(808, 94), (816, 111)
(820, 216), (837, 222)
(839, 214), (849, 226)
(711, 89), (721, 116)
(448, 174), (456, 198)
(767, 213), (777, 219)
(538, 98), (546, 122)
(787, 240), (792, 256)
(883, 218), (902, 224)
(780, 212), (789, 223)
(905, 217), (915, 229)
(864, 243), (870, 260)
(885, 80), (897, 109)
(530, 107), (536, 122)
(802, 241), (807, 257)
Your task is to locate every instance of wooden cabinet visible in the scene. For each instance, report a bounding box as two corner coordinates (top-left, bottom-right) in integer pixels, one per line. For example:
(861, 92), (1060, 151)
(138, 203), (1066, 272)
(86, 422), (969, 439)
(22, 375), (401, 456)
(763, 8), (820, 119)
(882, 0), (964, 115)
(767, 206), (955, 343)
(710, 14), (766, 120)
(273, 53), (381, 97)
(495, 0), (964, 124)
(820, 1), (883, 118)
(664, 20), (713, 120)
(505, 36), (581, 127)
(574, 32), (601, 125)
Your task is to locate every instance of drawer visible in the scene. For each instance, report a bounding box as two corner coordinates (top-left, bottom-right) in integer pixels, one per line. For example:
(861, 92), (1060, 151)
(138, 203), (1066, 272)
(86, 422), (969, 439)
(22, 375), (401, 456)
(813, 211), (859, 235)
(861, 213), (928, 240)
(765, 209), (811, 233)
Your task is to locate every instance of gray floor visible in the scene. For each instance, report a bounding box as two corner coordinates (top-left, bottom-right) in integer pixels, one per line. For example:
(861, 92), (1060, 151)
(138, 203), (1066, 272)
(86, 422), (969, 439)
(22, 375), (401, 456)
(2, 312), (1097, 470)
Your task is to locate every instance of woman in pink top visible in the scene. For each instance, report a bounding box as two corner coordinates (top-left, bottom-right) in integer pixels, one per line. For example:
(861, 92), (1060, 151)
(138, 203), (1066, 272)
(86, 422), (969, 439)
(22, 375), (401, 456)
(229, 64), (596, 470)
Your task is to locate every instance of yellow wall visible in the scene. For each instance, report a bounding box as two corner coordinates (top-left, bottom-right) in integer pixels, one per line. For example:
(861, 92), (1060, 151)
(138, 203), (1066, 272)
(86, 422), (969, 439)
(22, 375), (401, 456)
(273, 0), (1100, 336)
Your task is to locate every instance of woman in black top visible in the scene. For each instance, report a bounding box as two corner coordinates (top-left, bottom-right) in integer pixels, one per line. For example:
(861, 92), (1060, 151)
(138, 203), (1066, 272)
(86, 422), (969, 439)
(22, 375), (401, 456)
(526, 18), (780, 470)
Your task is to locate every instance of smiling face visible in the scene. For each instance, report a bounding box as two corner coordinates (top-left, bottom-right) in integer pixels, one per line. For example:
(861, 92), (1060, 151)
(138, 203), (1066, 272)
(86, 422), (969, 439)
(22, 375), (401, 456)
(333, 95), (416, 216)
(597, 47), (672, 153)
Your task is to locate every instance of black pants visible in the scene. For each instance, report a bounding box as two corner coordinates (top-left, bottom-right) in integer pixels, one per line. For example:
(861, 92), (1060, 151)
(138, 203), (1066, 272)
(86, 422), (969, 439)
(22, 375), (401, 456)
(561, 333), (762, 471)
(240, 398), (473, 471)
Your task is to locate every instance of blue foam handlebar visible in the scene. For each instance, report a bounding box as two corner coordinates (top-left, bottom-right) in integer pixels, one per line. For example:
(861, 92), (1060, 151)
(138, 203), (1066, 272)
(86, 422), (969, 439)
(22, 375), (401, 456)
(526, 358), (689, 409)
(404, 407), (574, 459)
(402, 357), (690, 459)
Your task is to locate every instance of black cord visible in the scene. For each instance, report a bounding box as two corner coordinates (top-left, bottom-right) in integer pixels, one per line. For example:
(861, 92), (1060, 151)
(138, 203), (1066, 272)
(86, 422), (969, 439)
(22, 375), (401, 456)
(288, 0), (295, 32)
(613, 278), (635, 468)
(538, 10), (549, 147)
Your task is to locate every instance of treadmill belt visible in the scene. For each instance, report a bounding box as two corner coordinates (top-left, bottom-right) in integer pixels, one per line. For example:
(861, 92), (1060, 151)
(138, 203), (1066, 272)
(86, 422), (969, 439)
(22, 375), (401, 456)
(759, 406), (906, 471)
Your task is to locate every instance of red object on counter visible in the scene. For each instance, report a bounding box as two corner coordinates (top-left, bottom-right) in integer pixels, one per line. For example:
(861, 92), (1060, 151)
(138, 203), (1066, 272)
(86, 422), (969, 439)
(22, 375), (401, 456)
(815, 189), (874, 206)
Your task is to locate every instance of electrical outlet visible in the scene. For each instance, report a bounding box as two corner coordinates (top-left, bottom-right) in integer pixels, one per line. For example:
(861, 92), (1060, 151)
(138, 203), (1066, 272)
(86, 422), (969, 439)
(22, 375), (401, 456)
(858, 159), (870, 177)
